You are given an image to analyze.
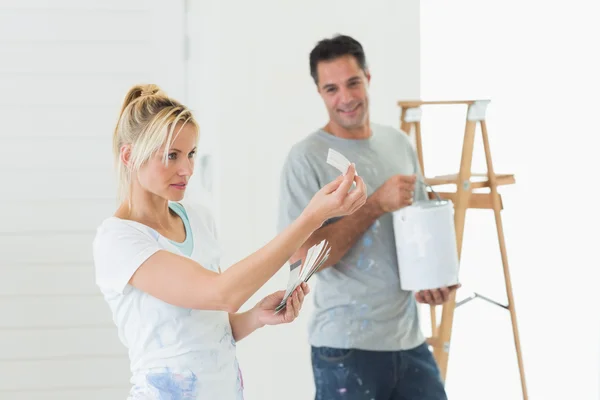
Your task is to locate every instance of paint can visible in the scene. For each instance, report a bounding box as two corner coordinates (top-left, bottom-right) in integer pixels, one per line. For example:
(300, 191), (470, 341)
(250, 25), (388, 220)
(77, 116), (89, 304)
(392, 199), (460, 291)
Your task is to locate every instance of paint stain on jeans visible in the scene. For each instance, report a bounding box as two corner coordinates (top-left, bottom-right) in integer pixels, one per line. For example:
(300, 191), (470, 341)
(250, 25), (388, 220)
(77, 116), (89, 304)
(314, 366), (374, 399)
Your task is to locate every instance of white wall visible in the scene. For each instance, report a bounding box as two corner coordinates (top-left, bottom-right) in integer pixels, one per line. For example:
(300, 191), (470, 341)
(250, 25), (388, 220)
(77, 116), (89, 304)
(0, 1), (186, 398)
(186, 1), (420, 399)
(421, 1), (600, 399)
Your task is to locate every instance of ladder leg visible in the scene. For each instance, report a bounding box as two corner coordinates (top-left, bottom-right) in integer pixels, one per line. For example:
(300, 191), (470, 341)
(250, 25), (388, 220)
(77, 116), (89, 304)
(430, 304), (437, 337)
(400, 108), (410, 133)
(400, 107), (410, 131)
(493, 200), (528, 400)
(415, 121), (425, 176)
(480, 120), (528, 399)
(434, 119), (476, 380)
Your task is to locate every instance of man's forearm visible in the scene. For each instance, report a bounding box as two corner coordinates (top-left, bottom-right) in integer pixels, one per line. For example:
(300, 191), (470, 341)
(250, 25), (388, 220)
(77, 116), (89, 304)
(290, 195), (385, 270)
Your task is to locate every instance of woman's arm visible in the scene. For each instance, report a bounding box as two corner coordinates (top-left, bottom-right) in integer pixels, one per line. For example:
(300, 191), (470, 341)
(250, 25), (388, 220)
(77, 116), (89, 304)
(229, 310), (263, 342)
(129, 211), (318, 312)
(128, 166), (366, 313)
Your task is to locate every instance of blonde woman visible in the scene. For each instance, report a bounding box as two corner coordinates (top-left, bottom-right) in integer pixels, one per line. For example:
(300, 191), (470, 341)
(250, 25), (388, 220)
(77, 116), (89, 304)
(92, 84), (366, 399)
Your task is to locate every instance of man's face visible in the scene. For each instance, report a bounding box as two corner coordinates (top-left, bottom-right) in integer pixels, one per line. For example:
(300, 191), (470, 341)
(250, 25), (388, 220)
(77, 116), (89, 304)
(316, 55), (370, 131)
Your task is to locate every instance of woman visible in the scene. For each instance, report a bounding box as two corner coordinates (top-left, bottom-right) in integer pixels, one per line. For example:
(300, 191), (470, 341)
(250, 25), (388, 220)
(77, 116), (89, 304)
(92, 84), (366, 399)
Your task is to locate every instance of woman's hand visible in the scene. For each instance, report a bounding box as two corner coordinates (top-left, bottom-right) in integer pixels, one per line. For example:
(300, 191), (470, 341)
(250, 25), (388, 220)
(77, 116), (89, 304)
(303, 164), (367, 226)
(252, 282), (310, 326)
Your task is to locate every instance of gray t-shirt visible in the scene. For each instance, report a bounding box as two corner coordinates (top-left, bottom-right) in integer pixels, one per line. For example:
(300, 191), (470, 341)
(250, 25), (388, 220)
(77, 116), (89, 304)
(277, 123), (427, 351)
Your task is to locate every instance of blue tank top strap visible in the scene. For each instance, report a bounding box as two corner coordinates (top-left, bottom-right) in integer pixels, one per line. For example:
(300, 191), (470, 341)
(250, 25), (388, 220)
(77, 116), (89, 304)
(168, 202), (194, 257)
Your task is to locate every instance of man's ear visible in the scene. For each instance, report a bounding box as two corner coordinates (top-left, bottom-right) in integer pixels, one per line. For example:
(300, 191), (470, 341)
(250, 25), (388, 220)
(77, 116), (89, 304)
(120, 144), (132, 167)
(365, 69), (371, 84)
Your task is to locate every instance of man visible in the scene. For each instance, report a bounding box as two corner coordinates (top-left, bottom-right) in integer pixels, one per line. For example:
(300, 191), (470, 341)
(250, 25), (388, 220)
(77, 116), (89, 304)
(277, 34), (457, 399)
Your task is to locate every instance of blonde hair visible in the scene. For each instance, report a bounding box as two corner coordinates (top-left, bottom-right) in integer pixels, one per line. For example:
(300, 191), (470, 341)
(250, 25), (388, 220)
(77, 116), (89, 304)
(112, 84), (199, 202)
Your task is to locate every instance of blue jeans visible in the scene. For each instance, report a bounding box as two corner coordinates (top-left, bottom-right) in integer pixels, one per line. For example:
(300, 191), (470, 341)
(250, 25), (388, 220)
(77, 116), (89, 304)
(311, 342), (447, 400)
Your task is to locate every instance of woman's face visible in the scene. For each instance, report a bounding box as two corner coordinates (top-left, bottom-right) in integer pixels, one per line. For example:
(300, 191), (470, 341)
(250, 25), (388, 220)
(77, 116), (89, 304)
(135, 123), (198, 202)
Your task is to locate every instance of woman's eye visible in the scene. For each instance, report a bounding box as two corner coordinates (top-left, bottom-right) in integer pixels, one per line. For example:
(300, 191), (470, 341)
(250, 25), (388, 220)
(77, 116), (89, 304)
(189, 151), (196, 158)
(168, 153), (177, 160)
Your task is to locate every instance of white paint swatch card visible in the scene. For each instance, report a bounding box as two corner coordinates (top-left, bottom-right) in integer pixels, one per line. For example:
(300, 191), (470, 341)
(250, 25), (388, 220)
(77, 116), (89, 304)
(327, 148), (357, 176)
(281, 259), (302, 301)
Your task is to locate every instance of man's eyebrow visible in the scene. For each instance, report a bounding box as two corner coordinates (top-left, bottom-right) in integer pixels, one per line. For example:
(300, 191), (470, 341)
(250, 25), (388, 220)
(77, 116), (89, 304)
(322, 76), (361, 90)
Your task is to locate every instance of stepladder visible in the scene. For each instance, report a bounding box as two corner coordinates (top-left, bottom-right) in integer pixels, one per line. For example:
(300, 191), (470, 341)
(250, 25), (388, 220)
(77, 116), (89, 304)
(397, 99), (528, 399)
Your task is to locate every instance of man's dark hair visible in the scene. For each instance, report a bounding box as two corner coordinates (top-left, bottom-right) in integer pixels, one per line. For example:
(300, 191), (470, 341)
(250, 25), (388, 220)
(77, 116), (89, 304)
(309, 34), (368, 85)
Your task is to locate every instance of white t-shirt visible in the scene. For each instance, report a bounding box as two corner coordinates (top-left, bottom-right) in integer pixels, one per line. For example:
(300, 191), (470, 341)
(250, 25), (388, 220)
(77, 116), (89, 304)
(92, 202), (243, 400)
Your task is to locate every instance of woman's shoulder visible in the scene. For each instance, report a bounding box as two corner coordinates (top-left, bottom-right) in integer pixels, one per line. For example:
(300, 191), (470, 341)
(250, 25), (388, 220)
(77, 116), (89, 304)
(94, 215), (160, 247)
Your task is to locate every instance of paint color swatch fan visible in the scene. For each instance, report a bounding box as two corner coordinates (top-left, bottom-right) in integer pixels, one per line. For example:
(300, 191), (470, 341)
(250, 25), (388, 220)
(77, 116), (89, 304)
(275, 239), (331, 313)
(392, 198), (460, 291)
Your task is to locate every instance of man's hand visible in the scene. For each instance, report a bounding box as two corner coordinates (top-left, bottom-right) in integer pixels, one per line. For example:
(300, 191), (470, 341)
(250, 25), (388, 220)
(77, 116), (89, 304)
(415, 284), (461, 305)
(372, 174), (417, 213)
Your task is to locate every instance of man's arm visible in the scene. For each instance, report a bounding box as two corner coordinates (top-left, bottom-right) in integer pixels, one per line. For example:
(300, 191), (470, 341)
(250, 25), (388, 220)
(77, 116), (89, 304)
(277, 150), (383, 270)
(289, 194), (384, 270)
(277, 149), (416, 272)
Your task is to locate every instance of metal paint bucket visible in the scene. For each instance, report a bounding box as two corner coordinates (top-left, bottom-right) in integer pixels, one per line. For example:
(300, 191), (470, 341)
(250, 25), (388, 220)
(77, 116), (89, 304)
(392, 199), (460, 291)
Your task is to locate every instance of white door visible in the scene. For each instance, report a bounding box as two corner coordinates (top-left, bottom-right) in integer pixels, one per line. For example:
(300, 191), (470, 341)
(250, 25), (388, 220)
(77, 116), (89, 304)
(0, 1), (186, 399)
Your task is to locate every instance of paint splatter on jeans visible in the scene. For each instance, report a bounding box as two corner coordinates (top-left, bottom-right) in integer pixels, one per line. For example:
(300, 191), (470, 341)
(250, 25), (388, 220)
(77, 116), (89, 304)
(311, 342), (447, 400)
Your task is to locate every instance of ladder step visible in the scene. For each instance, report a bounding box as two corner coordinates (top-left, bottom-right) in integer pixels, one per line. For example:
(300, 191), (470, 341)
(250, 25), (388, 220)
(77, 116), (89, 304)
(398, 99), (480, 107)
(425, 173), (515, 188)
(427, 191), (504, 210)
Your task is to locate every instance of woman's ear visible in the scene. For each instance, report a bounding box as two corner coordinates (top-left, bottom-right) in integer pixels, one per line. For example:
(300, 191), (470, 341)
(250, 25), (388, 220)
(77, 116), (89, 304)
(120, 144), (132, 167)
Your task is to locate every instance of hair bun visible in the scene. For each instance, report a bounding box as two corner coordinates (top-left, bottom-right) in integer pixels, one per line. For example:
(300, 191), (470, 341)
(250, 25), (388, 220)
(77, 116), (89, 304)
(140, 84), (161, 97)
